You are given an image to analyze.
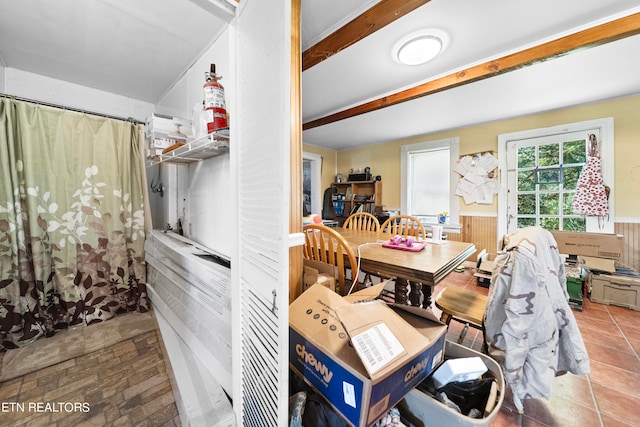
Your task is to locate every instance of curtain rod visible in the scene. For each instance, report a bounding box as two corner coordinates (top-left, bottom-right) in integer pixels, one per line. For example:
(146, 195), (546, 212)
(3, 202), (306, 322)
(0, 92), (145, 125)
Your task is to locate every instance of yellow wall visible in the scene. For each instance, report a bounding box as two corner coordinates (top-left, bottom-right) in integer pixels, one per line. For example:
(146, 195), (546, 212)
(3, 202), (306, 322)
(326, 94), (640, 218)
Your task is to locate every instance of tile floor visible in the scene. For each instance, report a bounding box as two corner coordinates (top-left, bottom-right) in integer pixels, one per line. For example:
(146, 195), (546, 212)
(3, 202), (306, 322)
(0, 315), (180, 426)
(433, 268), (640, 427)
(1, 269), (638, 426)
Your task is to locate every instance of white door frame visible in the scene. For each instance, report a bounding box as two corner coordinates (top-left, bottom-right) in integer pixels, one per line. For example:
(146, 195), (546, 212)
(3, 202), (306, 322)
(303, 151), (322, 216)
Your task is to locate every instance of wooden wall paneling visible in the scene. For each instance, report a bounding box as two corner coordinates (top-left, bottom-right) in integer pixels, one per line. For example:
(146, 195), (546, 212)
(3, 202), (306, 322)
(445, 216), (497, 261)
(615, 222), (640, 272)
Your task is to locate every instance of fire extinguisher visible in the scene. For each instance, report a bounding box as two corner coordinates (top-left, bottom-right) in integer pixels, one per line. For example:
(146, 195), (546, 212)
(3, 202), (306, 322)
(203, 64), (228, 133)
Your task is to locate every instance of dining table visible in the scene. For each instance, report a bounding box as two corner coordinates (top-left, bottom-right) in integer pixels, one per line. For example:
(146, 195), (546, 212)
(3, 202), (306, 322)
(334, 227), (477, 307)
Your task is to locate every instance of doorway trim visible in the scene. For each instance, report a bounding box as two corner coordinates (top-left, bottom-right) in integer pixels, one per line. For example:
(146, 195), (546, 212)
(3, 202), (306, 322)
(303, 151), (322, 216)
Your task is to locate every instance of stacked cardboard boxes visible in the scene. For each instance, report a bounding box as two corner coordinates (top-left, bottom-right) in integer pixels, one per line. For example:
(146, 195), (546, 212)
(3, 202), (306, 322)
(551, 231), (640, 311)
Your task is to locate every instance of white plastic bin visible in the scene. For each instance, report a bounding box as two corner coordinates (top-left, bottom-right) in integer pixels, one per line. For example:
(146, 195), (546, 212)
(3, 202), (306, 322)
(398, 340), (504, 426)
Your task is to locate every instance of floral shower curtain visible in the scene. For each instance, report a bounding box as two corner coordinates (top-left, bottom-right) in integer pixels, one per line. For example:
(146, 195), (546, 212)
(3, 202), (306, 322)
(0, 98), (148, 350)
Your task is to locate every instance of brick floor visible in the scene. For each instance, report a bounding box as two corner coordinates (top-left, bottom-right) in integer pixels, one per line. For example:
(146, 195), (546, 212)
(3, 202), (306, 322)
(0, 330), (180, 426)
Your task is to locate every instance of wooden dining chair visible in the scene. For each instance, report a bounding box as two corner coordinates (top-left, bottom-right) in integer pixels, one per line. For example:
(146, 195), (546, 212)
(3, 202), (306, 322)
(343, 212), (380, 232)
(435, 286), (488, 345)
(302, 224), (360, 295)
(380, 214), (426, 239)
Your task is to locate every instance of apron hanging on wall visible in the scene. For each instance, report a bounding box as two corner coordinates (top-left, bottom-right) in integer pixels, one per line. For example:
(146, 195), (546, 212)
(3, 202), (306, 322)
(571, 134), (609, 221)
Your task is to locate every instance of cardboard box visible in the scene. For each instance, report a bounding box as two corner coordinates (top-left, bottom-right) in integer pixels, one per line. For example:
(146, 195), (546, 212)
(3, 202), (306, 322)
(289, 283), (447, 427)
(580, 256), (616, 273)
(474, 252), (497, 288)
(398, 341), (504, 427)
(551, 230), (624, 260)
(303, 259), (336, 292)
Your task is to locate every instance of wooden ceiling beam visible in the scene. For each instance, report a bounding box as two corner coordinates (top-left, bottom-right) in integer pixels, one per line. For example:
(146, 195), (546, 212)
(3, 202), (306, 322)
(302, 0), (432, 71)
(303, 12), (640, 131)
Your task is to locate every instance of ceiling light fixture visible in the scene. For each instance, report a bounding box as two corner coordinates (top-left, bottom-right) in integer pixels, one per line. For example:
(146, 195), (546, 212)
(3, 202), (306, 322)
(393, 29), (448, 66)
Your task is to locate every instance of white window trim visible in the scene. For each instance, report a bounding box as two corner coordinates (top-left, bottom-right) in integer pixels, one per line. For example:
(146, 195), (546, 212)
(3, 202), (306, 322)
(302, 151), (322, 215)
(401, 137), (460, 231)
(497, 117), (614, 241)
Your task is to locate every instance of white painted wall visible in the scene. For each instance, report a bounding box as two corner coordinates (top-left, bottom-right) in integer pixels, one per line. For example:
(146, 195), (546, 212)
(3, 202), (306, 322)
(0, 64), (5, 92)
(4, 68), (154, 121)
(155, 29), (233, 257)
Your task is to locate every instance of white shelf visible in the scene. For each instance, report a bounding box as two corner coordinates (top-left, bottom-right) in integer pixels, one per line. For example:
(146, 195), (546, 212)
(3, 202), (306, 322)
(146, 130), (229, 166)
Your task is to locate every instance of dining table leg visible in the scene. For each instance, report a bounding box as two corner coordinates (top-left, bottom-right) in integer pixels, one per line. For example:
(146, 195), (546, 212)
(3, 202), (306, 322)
(409, 281), (422, 307)
(421, 285), (433, 308)
(395, 279), (433, 308)
(394, 278), (409, 305)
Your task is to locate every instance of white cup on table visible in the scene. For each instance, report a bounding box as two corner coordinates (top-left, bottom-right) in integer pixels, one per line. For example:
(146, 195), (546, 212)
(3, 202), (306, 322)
(431, 225), (443, 242)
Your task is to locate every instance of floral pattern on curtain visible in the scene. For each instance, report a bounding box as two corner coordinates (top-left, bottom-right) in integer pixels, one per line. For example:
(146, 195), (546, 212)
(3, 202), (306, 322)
(0, 98), (148, 351)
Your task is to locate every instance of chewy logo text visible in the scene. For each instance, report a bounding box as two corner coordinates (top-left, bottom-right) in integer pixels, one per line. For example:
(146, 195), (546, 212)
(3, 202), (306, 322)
(404, 357), (428, 382)
(296, 344), (334, 383)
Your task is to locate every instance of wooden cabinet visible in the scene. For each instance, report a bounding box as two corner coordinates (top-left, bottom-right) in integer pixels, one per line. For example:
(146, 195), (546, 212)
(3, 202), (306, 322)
(331, 180), (382, 223)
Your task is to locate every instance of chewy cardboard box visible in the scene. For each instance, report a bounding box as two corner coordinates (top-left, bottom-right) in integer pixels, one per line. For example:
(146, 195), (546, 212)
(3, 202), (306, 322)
(551, 230), (624, 260)
(289, 283), (447, 427)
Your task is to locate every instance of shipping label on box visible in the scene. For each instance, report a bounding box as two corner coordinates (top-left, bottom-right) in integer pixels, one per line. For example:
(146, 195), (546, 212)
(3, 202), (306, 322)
(289, 284), (446, 427)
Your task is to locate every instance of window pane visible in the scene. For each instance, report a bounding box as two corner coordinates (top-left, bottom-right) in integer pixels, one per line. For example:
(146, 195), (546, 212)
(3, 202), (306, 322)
(518, 217), (536, 228)
(563, 140), (587, 164)
(410, 149), (450, 215)
(539, 143), (559, 166)
(563, 193), (575, 215)
(517, 146), (535, 168)
(564, 217), (586, 231)
(517, 170), (535, 191)
(517, 193), (536, 215)
(563, 166), (581, 190)
(540, 217), (559, 230)
(539, 193), (559, 215)
(538, 182), (560, 191)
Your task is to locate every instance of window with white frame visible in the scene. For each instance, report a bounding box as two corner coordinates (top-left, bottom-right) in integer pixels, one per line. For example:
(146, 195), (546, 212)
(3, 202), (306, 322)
(498, 118), (614, 237)
(401, 137), (460, 227)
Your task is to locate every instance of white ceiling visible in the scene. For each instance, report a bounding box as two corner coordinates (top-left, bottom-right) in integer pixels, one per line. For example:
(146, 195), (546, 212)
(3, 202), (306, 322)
(0, 0), (229, 103)
(301, 0), (640, 150)
(1, 0), (640, 151)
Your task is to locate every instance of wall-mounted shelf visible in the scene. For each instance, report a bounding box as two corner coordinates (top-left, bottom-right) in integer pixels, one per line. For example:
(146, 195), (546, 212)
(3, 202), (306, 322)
(146, 130), (229, 166)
